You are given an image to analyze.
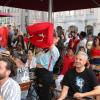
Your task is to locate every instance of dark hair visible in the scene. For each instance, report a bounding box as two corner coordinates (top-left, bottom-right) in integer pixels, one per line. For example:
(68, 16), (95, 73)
(80, 31), (86, 38)
(92, 36), (100, 47)
(20, 54), (27, 64)
(11, 49), (27, 64)
(0, 56), (17, 77)
(16, 35), (25, 49)
(79, 46), (86, 52)
(88, 33), (93, 36)
(56, 26), (62, 30)
(12, 52), (27, 64)
(98, 33), (100, 37)
(67, 47), (74, 53)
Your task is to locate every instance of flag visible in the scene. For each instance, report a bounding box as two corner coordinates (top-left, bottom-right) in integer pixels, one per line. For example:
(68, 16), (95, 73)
(0, 26), (9, 48)
(26, 22), (54, 48)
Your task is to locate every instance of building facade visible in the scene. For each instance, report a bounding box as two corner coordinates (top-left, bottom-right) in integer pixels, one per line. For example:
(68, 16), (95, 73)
(54, 8), (100, 36)
(0, 6), (48, 33)
(0, 6), (28, 32)
(0, 6), (100, 36)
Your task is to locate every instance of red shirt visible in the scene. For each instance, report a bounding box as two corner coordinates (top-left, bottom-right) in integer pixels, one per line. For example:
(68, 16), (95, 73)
(61, 55), (75, 75)
(91, 48), (100, 57)
(68, 38), (80, 52)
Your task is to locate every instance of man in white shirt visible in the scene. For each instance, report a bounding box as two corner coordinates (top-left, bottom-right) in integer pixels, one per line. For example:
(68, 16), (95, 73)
(0, 56), (21, 100)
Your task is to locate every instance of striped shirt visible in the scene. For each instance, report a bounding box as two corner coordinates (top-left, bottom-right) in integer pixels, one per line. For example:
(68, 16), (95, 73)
(0, 78), (21, 100)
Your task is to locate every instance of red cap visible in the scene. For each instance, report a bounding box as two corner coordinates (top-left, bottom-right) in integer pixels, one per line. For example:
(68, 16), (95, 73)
(26, 22), (54, 48)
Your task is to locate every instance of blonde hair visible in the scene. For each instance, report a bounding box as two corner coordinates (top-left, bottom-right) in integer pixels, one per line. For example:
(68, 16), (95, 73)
(77, 51), (88, 60)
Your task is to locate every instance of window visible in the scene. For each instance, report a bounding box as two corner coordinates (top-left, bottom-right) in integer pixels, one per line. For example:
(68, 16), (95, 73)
(85, 25), (94, 34)
(75, 10), (80, 15)
(90, 8), (94, 13)
(68, 25), (78, 33)
(69, 10), (75, 16)
(65, 11), (70, 16)
(7, 9), (10, 13)
(25, 16), (28, 25)
(25, 10), (28, 12)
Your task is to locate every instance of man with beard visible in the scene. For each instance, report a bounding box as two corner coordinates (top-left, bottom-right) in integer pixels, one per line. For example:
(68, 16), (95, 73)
(58, 51), (100, 100)
(0, 56), (21, 100)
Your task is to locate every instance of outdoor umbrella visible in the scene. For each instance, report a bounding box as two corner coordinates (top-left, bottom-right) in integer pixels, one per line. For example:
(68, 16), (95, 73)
(0, 0), (100, 21)
(0, 0), (100, 12)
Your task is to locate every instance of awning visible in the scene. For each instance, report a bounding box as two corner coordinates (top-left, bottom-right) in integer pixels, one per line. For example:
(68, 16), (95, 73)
(0, 12), (13, 17)
(0, 0), (100, 12)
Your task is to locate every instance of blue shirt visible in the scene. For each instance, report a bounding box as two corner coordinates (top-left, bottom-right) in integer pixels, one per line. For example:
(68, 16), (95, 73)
(36, 46), (60, 72)
(0, 48), (6, 52)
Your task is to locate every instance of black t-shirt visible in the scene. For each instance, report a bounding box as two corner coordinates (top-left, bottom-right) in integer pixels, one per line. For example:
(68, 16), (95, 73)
(62, 68), (100, 97)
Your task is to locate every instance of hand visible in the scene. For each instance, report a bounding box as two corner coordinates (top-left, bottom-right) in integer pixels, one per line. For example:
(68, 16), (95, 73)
(74, 92), (84, 99)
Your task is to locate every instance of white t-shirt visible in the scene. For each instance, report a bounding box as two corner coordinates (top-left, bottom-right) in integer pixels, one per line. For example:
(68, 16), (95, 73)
(13, 67), (30, 84)
(0, 78), (21, 100)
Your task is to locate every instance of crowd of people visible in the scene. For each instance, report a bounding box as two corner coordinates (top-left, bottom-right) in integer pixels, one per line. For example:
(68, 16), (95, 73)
(56, 26), (100, 100)
(0, 24), (100, 100)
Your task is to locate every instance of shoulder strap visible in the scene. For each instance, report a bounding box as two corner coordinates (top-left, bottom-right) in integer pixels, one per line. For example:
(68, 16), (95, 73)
(48, 54), (53, 70)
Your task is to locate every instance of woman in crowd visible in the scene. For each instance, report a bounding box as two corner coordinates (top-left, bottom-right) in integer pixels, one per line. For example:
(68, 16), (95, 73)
(16, 34), (25, 50)
(90, 36), (100, 68)
(25, 49), (36, 69)
(25, 49), (36, 80)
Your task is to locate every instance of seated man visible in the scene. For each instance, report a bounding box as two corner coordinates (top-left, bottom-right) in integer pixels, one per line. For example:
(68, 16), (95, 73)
(58, 51), (100, 100)
(0, 56), (21, 100)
